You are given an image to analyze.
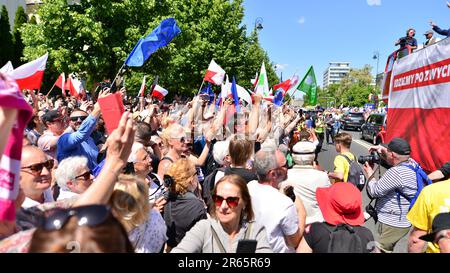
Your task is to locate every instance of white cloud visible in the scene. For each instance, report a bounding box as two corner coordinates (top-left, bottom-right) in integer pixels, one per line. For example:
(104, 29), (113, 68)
(274, 64), (288, 70)
(298, 17), (306, 24)
(367, 0), (381, 6)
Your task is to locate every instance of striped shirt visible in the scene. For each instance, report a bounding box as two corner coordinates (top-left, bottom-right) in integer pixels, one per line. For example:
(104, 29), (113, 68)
(367, 158), (419, 228)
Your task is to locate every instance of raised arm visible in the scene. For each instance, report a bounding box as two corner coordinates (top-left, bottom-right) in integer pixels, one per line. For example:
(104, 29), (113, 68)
(74, 112), (135, 206)
(248, 94), (262, 136)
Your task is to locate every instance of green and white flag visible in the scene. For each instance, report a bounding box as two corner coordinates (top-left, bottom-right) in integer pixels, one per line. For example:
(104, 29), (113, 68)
(254, 62), (270, 97)
(299, 66), (318, 105)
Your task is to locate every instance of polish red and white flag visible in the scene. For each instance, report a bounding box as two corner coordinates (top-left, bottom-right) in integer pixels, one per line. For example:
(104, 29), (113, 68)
(203, 59), (225, 85)
(10, 53), (48, 90)
(152, 84), (168, 101)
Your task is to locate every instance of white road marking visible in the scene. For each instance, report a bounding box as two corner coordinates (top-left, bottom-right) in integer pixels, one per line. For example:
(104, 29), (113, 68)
(353, 139), (373, 150)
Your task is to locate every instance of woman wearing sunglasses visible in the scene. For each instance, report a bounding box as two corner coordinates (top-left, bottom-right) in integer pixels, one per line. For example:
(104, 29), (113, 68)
(172, 175), (272, 253)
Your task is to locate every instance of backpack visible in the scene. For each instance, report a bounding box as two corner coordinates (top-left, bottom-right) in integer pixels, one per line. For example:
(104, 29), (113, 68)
(324, 223), (364, 253)
(339, 154), (367, 191)
(395, 163), (432, 211)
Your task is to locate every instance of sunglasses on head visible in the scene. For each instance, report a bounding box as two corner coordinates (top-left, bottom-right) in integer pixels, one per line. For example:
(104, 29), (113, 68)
(70, 116), (87, 122)
(212, 194), (240, 209)
(21, 159), (54, 174)
(40, 205), (111, 231)
(74, 170), (92, 181)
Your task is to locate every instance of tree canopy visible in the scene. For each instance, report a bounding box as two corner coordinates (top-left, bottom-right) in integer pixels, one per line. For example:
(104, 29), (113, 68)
(20, 0), (279, 97)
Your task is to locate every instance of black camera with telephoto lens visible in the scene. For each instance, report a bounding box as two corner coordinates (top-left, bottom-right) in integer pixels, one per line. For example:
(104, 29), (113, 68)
(358, 151), (380, 165)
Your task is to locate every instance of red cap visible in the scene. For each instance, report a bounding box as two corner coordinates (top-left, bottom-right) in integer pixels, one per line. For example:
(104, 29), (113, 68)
(316, 183), (365, 226)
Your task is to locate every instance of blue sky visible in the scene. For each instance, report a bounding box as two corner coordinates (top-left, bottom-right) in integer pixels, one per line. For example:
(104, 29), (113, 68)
(242, 0), (449, 87)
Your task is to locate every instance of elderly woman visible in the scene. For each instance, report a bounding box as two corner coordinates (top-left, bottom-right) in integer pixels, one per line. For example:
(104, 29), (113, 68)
(163, 158), (207, 252)
(109, 175), (167, 253)
(172, 175), (272, 253)
(157, 123), (189, 179)
(55, 156), (94, 201)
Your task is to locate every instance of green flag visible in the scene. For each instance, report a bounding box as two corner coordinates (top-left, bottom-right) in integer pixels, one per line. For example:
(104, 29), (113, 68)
(298, 66), (318, 105)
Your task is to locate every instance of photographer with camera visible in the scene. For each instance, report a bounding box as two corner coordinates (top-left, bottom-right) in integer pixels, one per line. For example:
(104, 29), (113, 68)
(363, 138), (423, 253)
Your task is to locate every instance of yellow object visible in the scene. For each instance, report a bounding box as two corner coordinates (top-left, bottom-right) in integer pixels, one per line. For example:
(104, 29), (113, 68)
(407, 179), (450, 253)
(333, 152), (355, 182)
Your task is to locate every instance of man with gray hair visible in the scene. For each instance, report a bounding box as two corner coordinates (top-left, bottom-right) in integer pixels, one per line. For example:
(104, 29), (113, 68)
(280, 142), (331, 225)
(363, 138), (422, 253)
(55, 156), (93, 201)
(248, 148), (306, 253)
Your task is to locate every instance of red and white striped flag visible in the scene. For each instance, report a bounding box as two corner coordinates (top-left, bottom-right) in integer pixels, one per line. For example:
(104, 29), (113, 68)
(54, 73), (66, 97)
(203, 59), (225, 85)
(10, 53), (48, 90)
(65, 73), (84, 98)
(139, 75), (147, 97)
(152, 84), (168, 101)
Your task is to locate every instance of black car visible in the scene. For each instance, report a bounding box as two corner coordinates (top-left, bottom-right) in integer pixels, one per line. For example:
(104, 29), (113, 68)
(340, 112), (364, 130)
(360, 113), (387, 145)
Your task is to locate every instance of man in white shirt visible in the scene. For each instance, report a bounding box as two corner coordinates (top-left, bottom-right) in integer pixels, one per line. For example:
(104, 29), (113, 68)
(248, 148), (306, 253)
(280, 142), (331, 225)
(20, 146), (54, 208)
(38, 110), (66, 160)
(55, 156), (93, 201)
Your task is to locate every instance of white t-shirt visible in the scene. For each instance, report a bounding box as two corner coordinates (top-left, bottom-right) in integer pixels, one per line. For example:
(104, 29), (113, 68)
(281, 166), (331, 225)
(247, 180), (299, 253)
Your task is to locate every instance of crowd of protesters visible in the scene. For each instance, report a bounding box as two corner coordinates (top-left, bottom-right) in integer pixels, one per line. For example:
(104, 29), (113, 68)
(0, 62), (450, 254)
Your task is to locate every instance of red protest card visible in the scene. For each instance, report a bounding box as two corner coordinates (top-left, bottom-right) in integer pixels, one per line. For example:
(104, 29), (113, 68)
(98, 92), (125, 134)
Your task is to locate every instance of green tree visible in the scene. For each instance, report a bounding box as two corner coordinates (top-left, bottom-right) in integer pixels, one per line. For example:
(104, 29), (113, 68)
(323, 65), (375, 107)
(13, 6), (28, 66)
(0, 5), (14, 66)
(29, 15), (37, 25)
(21, 0), (278, 96)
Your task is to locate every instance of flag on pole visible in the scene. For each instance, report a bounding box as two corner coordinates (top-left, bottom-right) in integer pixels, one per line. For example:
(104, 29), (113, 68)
(254, 62), (270, 97)
(139, 75), (147, 97)
(200, 82), (215, 104)
(65, 73), (84, 98)
(125, 18), (181, 67)
(54, 73), (66, 97)
(0, 61), (14, 74)
(203, 59), (226, 85)
(273, 79), (291, 93)
(298, 66), (318, 105)
(231, 76), (240, 112)
(263, 89), (284, 107)
(152, 84), (168, 101)
(10, 53), (48, 90)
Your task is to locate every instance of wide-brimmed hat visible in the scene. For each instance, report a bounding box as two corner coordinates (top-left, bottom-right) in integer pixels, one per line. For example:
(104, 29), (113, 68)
(316, 182), (365, 226)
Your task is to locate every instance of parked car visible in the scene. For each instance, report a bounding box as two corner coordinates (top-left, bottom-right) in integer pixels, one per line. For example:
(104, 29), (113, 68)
(340, 112), (365, 131)
(360, 113), (387, 145)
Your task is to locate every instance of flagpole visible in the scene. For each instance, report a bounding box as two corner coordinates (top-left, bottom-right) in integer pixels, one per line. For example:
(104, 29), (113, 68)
(45, 81), (57, 97)
(197, 80), (205, 96)
(110, 62), (127, 92)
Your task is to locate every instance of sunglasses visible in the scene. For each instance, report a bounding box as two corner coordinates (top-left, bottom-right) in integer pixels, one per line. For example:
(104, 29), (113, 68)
(21, 159), (54, 174)
(40, 205), (111, 231)
(74, 170), (92, 181)
(212, 194), (240, 209)
(70, 116), (88, 122)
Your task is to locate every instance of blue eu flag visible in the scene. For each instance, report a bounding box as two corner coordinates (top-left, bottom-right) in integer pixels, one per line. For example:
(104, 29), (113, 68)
(125, 18), (181, 67)
(231, 77), (241, 112)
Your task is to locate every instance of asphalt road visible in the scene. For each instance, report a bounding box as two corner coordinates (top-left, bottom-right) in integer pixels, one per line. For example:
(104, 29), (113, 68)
(316, 129), (409, 253)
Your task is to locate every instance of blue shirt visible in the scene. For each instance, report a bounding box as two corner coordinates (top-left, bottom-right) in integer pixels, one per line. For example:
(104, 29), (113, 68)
(57, 115), (99, 170)
(433, 26), (450, 37)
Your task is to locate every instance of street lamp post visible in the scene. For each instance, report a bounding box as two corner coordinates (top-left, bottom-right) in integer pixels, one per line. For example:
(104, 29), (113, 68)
(255, 17), (263, 31)
(373, 51), (380, 85)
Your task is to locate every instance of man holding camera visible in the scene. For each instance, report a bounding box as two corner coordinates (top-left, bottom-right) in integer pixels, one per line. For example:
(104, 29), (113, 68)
(363, 138), (419, 253)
